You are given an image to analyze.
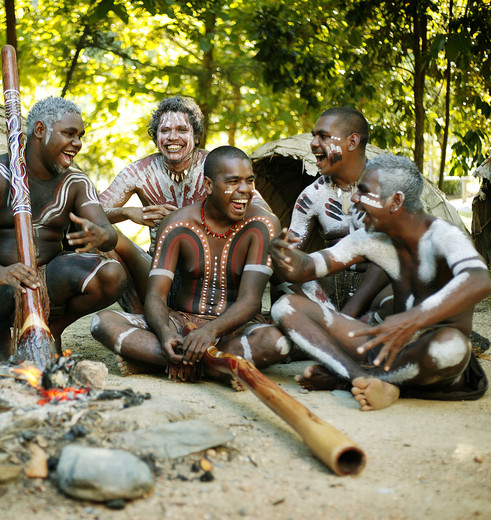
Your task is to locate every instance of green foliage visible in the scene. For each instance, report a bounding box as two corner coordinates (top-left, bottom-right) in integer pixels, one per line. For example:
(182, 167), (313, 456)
(0, 0), (489, 185)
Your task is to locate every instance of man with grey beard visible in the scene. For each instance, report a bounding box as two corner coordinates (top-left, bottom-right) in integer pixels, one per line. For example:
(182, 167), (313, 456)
(0, 97), (126, 358)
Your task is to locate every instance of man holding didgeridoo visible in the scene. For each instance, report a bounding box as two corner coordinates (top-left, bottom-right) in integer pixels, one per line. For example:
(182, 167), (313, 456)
(0, 97), (126, 359)
(91, 145), (290, 380)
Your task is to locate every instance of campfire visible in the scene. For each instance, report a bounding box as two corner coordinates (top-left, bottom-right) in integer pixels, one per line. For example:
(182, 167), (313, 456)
(8, 350), (91, 405)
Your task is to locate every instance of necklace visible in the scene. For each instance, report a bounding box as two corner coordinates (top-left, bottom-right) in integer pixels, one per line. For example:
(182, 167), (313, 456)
(165, 149), (198, 183)
(201, 200), (239, 239)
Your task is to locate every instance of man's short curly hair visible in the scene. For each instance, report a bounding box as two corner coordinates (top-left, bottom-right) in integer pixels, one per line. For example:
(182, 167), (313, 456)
(26, 97), (81, 140)
(147, 96), (204, 146)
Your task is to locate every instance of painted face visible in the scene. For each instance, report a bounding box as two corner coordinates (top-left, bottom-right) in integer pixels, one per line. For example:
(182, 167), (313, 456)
(311, 115), (346, 175)
(43, 112), (84, 176)
(208, 157), (255, 222)
(351, 169), (387, 232)
(156, 111), (195, 167)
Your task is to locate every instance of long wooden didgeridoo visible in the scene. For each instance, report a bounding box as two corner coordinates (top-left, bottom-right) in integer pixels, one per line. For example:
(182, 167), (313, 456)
(2, 45), (56, 369)
(202, 346), (366, 476)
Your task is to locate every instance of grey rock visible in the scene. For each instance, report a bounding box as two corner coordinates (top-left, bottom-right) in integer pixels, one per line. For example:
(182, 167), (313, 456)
(113, 418), (234, 458)
(57, 445), (154, 502)
(100, 393), (194, 431)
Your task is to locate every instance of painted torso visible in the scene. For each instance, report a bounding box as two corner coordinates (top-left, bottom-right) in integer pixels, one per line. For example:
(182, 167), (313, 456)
(0, 154), (101, 266)
(151, 207), (276, 316)
(289, 176), (364, 248)
(328, 220), (487, 330)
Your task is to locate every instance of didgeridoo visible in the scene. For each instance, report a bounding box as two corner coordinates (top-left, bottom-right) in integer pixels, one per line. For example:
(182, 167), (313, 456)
(2, 45), (56, 369)
(203, 346), (366, 476)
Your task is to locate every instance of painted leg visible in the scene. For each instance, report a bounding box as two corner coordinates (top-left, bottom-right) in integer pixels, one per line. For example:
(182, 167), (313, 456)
(91, 309), (167, 375)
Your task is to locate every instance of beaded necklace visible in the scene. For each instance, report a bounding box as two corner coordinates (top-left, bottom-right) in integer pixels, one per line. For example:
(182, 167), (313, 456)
(200, 200), (239, 239)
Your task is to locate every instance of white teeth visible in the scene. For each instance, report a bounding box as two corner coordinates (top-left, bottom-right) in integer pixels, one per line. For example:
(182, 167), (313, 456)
(167, 145), (181, 151)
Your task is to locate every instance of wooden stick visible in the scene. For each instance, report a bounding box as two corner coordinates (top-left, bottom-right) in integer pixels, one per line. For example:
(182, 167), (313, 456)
(2, 44), (56, 369)
(203, 346), (366, 476)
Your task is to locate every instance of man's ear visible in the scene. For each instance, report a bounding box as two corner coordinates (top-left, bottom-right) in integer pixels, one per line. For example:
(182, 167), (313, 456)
(390, 191), (405, 213)
(33, 121), (46, 139)
(204, 175), (213, 195)
(347, 133), (360, 152)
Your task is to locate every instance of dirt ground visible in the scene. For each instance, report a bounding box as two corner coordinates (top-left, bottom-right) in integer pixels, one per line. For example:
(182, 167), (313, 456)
(1, 299), (490, 520)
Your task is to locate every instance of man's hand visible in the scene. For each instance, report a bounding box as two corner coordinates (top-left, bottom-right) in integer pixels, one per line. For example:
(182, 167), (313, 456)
(181, 327), (217, 365)
(161, 330), (185, 365)
(66, 212), (112, 252)
(269, 228), (302, 273)
(0, 263), (40, 292)
(349, 312), (422, 371)
(142, 204), (178, 227)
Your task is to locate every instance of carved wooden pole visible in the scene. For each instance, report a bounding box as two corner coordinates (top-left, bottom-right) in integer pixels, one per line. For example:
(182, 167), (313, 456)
(2, 44), (56, 369)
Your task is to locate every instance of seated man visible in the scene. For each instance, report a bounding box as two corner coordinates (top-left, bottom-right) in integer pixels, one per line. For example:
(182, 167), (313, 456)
(282, 107), (390, 320)
(91, 146), (290, 379)
(270, 154), (490, 411)
(0, 97), (126, 358)
(99, 96), (270, 312)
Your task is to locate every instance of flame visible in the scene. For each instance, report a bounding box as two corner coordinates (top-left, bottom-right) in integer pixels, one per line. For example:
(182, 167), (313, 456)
(13, 362), (89, 405)
(13, 365), (42, 388)
(38, 386), (89, 406)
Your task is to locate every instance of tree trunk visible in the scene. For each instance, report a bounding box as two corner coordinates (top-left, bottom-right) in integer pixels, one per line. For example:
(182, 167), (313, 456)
(412, 5), (428, 173)
(439, 0), (454, 190)
(5, 0), (18, 52)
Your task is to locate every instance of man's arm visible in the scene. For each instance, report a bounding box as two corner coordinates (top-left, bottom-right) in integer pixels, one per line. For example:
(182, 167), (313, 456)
(99, 162), (178, 227)
(270, 228), (365, 285)
(353, 268), (491, 371)
(288, 188), (320, 251)
(66, 174), (118, 252)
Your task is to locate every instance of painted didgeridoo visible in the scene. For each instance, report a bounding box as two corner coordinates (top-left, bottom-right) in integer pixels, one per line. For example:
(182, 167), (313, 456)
(2, 45), (56, 369)
(203, 346), (366, 476)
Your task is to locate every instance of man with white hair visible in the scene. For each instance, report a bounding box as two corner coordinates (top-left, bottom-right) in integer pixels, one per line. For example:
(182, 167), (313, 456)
(270, 154), (491, 410)
(0, 97), (126, 358)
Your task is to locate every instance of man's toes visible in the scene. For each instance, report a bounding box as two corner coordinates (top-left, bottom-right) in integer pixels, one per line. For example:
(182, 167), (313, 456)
(352, 376), (370, 389)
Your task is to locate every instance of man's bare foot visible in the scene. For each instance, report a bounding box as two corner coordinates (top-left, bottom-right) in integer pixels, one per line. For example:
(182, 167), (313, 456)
(294, 365), (349, 391)
(351, 377), (400, 411)
(116, 355), (162, 377)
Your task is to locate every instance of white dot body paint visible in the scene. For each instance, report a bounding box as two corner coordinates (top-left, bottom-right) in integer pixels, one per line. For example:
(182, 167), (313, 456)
(428, 336), (469, 369)
(359, 194), (383, 208)
(287, 329), (350, 380)
(271, 295), (296, 323)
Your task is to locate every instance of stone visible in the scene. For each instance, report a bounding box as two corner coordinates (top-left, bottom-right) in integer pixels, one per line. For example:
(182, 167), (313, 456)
(0, 463), (22, 483)
(57, 445), (154, 502)
(72, 360), (108, 389)
(113, 418), (234, 459)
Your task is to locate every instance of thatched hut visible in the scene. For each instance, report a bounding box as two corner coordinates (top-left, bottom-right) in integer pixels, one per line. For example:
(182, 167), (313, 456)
(251, 133), (467, 253)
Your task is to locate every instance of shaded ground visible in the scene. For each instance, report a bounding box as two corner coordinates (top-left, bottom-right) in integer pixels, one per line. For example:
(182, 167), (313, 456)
(1, 299), (490, 520)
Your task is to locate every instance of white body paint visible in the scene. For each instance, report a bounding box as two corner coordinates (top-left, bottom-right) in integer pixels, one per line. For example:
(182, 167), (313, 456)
(428, 336), (469, 369)
(309, 251), (329, 278)
(359, 194), (383, 208)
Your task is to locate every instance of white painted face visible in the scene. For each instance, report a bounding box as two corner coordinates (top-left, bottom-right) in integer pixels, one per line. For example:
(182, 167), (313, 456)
(156, 111), (195, 167)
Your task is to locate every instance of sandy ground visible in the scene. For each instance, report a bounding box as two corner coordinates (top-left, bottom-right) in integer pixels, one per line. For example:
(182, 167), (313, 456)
(1, 298), (490, 520)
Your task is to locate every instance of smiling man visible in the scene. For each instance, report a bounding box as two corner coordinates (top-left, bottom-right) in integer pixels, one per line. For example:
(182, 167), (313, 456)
(269, 154), (490, 410)
(91, 146), (289, 379)
(0, 97), (126, 358)
(99, 96), (269, 313)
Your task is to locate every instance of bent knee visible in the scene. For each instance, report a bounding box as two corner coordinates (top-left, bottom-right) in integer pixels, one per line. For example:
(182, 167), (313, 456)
(428, 328), (470, 371)
(95, 262), (127, 297)
(271, 294), (301, 325)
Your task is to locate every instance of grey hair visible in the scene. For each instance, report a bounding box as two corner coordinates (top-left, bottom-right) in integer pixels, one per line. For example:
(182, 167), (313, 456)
(26, 97), (81, 141)
(364, 153), (424, 212)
